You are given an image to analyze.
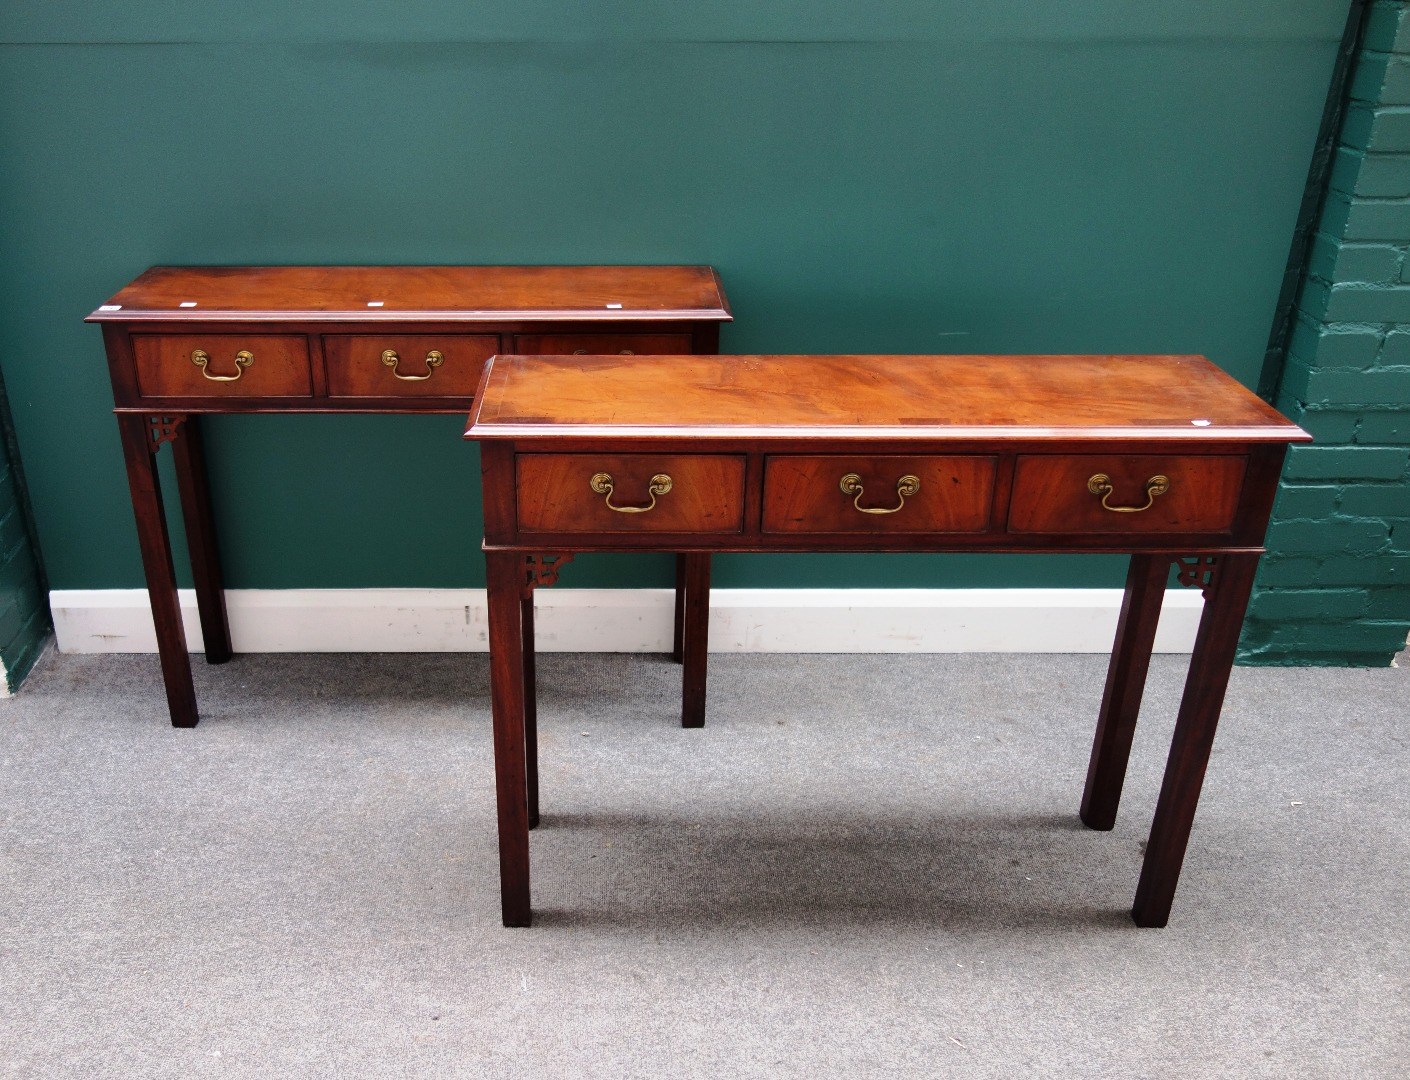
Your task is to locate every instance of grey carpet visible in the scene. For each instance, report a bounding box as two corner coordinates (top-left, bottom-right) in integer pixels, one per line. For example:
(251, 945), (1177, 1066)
(1, 648), (1406, 1078)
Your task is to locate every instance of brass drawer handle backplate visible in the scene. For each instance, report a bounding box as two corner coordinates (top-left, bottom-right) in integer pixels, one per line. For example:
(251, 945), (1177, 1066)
(191, 348), (253, 382)
(839, 473), (920, 514)
(590, 472), (672, 513)
(1087, 473), (1170, 513)
(382, 348), (444, 381)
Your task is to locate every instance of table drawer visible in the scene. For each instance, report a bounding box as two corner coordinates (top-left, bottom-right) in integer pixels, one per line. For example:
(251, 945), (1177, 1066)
(1008, 455), (1247, 534)
(132, 335), (312, 398)
(510, 333), (693, 356)
(516, 454), (745, 534)
(323, 334), (497, 398)
(762, 455), (996, 534)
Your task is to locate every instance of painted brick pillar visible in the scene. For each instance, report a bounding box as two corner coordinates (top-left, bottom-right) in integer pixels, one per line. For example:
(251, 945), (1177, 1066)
(0, 372), (49, 691)
(1240, 0), (1410, 665)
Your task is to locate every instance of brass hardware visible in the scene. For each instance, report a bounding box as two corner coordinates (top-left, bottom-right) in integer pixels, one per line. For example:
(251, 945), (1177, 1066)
(573, 349), (635, 355)
(190, 348), (253, 382)
(839, 473), (920, 514)
(589, 471), (672, 513)
(1087, 473), (1170, 513)
(381, 348), (444, 381)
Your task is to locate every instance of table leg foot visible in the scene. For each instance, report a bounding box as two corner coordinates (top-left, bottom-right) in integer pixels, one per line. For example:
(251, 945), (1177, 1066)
(118, 414), (199, 728)
(681, 553), (710, 728)
(1131, 552), (1259, 927)
(1080, 554), (1167, 831)
(488, 552), (532, 926)
(1130, 904), (1170, 929)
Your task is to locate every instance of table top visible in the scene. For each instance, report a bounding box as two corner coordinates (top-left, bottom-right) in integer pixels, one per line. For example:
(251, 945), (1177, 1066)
(87, 265), (731, 324)
(466, 353), (1309, 444)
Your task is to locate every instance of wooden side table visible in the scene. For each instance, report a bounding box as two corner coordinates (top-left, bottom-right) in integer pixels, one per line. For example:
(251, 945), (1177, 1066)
(466, 352), (1309, 928)
(88, 266), (731, 727)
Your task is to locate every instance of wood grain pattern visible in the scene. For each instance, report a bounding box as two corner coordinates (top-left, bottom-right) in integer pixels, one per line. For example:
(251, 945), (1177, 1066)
(470, 354), (1305, 442)
(762, 455), (996, 534)
(323, 334), (497, 398)
(1007, 455), (1247, 535)
(473, 352), (1306, 927)
(97, 266), (730, 729)
(515, 454), (746, 534)
(132, 334), (312, 398)
(89, 265), (731, 324)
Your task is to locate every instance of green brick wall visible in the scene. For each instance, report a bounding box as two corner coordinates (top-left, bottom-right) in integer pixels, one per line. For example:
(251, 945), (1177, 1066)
(1242, 0), (1410, 666)
(0, 373), (50, 691)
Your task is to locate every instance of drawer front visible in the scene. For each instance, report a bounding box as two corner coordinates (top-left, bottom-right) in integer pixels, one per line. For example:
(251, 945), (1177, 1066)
(517, 454), (745, 534)
(324, 334), (497, 398)
(763, 456), (996, 534)
(510, 333), (693, 356)
(132, 335), (312, 398)
(1008, 455), (1247, 534)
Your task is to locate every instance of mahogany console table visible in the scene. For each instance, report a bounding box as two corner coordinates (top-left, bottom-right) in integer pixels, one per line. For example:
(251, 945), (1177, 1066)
(89, 266), (730, 728)
(466, 353), (1308, 928)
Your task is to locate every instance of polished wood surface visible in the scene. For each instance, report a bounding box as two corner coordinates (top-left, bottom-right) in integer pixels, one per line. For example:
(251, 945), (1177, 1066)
(323, 334), (497, 398)
(1008, 454), (1247, 535)
(94, 266), (731, 728)
(762, 455), (996, 534)
(132, 334), (313, 398)
(516, 454), (746, 534)
(89, 265), (730, 324)
(469, 353), (1307, 929)
(471, 354), (1302, 441)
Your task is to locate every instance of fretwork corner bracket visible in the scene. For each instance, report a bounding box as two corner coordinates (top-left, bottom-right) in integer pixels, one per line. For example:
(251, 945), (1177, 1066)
(1172, 555), (1220, 599)
(523, 553), (574, 595)
(147, 415), (186, 449)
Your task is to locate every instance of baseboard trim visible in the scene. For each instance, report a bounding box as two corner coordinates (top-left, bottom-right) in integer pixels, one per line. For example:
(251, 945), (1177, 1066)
(49, 587), (1203, 655)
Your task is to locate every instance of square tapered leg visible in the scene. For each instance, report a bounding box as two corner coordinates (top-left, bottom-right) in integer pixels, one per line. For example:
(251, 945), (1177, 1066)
(117, 414), (198, 728)
(487, 552), (532, 927)
(1081, 554), (1168, 830)
(1132, 553), (1259, 928)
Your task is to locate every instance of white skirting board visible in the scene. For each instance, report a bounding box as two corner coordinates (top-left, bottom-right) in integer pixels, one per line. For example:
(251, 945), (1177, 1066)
(49, 588), (1203, 655)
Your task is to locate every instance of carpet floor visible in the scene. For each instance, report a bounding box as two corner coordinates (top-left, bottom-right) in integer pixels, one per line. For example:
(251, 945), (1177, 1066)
(1, 648), (1406, 1078)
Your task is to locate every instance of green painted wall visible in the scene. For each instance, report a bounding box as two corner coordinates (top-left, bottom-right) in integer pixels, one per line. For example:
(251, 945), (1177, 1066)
(0, 3), (1345, 593)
